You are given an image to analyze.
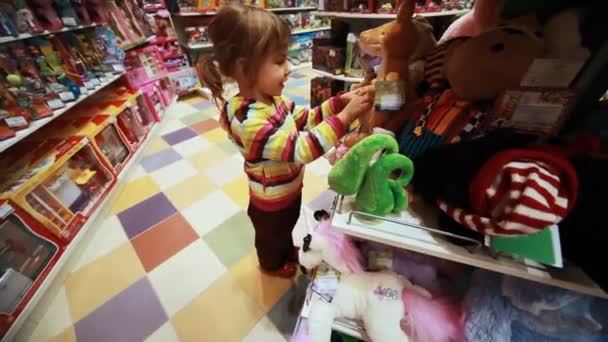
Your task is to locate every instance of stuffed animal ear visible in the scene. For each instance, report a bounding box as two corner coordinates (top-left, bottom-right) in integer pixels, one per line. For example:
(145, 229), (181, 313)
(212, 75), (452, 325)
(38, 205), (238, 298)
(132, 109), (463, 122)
(398, 0), (415, 21)
(328, 134), (399, 196)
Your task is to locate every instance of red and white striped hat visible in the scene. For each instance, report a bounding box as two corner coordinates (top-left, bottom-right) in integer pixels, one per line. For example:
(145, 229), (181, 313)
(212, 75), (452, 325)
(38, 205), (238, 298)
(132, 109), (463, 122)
(438, 149), (578, 236)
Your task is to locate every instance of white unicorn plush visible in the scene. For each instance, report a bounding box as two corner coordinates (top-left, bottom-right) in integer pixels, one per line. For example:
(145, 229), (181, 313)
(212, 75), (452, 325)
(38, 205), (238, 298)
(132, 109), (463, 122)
(295, 211), (464, 342)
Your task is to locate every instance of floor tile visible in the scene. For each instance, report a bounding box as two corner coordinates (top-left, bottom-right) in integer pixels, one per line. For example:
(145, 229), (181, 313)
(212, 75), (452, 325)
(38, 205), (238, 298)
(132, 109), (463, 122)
(149, 159), (198, 190)
(179, 111), (207, 126)
(182, 95), (207, 105)
(110, 176), (161, 214)
(204, 154), (245, 186)
(243, 317), (287, 342)
(188, 145), (228, 171)
(49, 327), (76, 342)
(172, 135), (211, 157)
(164, 173), (217, 210)
(302, 171), (328, 205)
(126, 164), (147, 182)
(140, 148), (182, 173)
(216, 140), (239, 155)
(72, 215), (129, 271)
(162, 127), (199, 145)
(158, 119), (187, 136)
(65, 243), (146, 322)
(171, 273), (265, 342)
(306, 157), (332, 178)
(162, 101), (198, 118)
(289, 95), (309, 107)
(74, 277), (167, 342)
(192, 100), (214, 111)
(231, 251), (294, 310)
(203, 127), (228, 144)
(289, 72), (306, 79)
(131, 213), (199, 272)
(145, 322), (180, 342)
(148, 239), (226, 316)
(23, 287), (72, 342)
(267, 275), (310, 337)
(222, 175), (249, 208)
(181, 190), (240, 236)
(142, 136), (171, 157)
(203, 210), (254, 268)
(118, 192), (177, 239)
(191, 118), (219, 134)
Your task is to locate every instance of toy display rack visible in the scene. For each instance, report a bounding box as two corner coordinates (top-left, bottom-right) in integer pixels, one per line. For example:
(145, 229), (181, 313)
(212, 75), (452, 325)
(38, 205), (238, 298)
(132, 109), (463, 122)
(311, 9), (469, 19)
(120, 34), (158, 51)
(2, 97), (177, 342)
(0, 72), (125, 153)
(312, 68), (365, 82)
(173, 5), (318, 16)
(182, 26), (330, 50)
(331, 195), (608, 299)
(0, 23), (99, 44)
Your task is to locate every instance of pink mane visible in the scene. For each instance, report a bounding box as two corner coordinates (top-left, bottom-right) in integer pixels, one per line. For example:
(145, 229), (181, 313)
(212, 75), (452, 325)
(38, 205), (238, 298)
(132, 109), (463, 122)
(315, 220), (364, 274)
(401, 287), (464, 342)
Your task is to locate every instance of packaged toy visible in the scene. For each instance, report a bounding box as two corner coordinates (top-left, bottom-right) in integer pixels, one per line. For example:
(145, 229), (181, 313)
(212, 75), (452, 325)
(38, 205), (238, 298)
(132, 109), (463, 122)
(13, 0), (43, 33)
(53, 0), (80, 26)
(71, 0), (90, 25)
(28, 0), (64, 30)
(85, 0), (107, 23)
(0, 8), (18, 37)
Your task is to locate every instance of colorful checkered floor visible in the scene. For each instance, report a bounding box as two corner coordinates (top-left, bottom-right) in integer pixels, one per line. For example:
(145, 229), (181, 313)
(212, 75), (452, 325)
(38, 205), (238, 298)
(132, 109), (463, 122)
(17, 68), (330, 342)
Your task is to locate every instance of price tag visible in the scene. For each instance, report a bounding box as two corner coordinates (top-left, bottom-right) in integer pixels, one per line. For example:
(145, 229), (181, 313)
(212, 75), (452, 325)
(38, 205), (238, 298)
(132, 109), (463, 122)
(0, 203), (14, 219)
(90, 79), (101, 87)
(5, 116), (28, 128)
(112, 64), (125, 73)
(59, 91), (76, 101)
(62, 17), (78, 26)
(521, 59), (585, 88)
(80, 87), (88, 95)
(105, 72), (114, 78)
(47, 98), (65, 109)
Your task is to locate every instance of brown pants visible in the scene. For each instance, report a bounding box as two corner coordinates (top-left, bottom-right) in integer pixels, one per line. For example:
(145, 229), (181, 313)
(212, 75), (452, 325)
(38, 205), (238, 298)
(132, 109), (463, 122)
(247, 196), (301, 270)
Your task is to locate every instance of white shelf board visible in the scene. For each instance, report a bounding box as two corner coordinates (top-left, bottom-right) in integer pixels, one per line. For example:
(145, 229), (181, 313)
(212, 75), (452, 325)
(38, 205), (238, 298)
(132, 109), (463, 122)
(3, 97), (178, 341)
(292, 26), (331, 35)
(313, 68), (364, 83)
(268, 6), (317, 12)
(0, 23), (99, 44)
(311, 9), (468, 19)
(0, 72), (125, 153)
(185, 41), (212, 49)
(331, 196), (608, 299)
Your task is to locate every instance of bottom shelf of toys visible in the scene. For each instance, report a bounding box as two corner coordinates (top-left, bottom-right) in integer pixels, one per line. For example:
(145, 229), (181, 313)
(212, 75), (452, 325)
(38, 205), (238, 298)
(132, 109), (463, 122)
(0, 97), (175, 341)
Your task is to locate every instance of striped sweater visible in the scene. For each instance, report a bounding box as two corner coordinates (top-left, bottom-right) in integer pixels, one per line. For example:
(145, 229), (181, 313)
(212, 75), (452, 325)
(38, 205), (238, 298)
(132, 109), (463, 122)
(220, 95), (346, 211)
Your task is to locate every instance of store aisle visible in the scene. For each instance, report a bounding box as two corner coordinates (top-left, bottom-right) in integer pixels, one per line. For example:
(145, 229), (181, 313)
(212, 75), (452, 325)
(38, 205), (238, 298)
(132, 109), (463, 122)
(17, 68), (331, 342)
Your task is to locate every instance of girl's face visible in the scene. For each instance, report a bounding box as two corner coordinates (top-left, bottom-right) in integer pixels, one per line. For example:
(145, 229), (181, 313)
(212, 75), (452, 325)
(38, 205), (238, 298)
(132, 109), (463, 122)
(255, 48), (290, 98)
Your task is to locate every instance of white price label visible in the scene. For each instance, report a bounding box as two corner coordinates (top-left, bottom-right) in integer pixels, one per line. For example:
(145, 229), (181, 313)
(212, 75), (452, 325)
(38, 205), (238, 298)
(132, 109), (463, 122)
(0, 203), (14, 219)
(521, 59), (585, 88)
(105, 72), (114, 78)
(113, 64), (125, 72)
(59, 91), (76, 101)
(80, 87), (88, 95)
(47, 98), (65, 109)
(62, 17), (78, 26)
(5, 116), (28, 128)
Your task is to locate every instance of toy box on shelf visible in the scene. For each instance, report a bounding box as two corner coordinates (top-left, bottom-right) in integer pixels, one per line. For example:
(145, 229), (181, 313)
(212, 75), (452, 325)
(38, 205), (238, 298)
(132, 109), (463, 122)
(311, 76), (344, 107)
(168, 67), (198, 96)
(123, 45), (167, 90)
(44, 111), (133, 175)
(312, 38), (345, 75)
(140, 80), (168, 118)
(0, 199), (66, 337)
(0, 136), (115, 242)
(95, 97), (155, 151)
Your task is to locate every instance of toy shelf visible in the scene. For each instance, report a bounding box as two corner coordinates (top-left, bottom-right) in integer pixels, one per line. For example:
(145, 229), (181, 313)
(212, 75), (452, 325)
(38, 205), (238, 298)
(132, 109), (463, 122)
(120, 35), (157, 51)
(292, 26), (331, 35)
(312, 68), (364, 83)
(311, 9), (469, 19)
(0, 72), (125, 153)
(331, 195), (608, 299)
(3, 97), (177, 341)
(0, 23), (99, 44)
(173, 6), (317, 16)
(183, 41), (213, 50)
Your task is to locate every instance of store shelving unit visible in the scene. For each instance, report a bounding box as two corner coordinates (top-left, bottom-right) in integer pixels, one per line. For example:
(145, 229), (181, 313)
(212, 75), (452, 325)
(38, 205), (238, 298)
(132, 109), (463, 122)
(0, 72), (125, 153)
(312, 68), (364, 83)
(293, 26), (331, 35)
(2, 99), (176, 341)
(0, 23), (99, 43)
(311, 9), (468, 19)
(332, 195), (608, 299)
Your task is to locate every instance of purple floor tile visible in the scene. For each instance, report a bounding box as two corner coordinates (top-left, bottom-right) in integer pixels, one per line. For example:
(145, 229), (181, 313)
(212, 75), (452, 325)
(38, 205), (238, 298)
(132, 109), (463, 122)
(118, 193), (177, 239)
(140, 148), (182, 172)
(162, 127), (198, 145)
(192, 100), (214, 111)
(75, 277), (167, 342)
(290, 72), (306, 79)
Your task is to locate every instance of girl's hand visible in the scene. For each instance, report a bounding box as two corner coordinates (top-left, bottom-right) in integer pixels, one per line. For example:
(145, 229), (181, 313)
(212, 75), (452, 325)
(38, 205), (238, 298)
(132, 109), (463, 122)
(338, 89), (374, 125)
(340, 85), (375, 104)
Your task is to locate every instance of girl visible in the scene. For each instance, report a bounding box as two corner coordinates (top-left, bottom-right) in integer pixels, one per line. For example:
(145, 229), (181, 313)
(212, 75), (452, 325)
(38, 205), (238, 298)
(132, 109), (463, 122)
(198, 4), (374, 277)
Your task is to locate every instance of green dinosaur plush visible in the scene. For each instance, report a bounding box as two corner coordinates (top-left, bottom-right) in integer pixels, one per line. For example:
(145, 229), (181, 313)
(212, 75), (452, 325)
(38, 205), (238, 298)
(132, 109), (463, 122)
(328, 134), (414, 216)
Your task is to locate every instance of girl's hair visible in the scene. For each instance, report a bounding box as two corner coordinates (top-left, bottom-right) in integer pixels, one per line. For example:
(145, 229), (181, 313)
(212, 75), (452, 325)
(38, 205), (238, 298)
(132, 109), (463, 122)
(196, 4), (291, 107)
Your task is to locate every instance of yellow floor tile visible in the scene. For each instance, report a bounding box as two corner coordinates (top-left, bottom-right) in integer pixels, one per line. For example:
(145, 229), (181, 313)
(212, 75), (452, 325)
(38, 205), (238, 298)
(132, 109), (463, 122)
(188, 145), (228, 171)
(303, 172), (328, 204)
(49, 326), (76, 342)
(143, 136), (171, 156)
(172, 273), (265, 342)
(165, 173), (217, 209)
(230, 251), (294, 310)
(65, 243), (146, 322)
(222, 175), (249, 208)
(110, 176), (161, 214)
(182, 96), (208, 104)
(204, 128), (228, 144)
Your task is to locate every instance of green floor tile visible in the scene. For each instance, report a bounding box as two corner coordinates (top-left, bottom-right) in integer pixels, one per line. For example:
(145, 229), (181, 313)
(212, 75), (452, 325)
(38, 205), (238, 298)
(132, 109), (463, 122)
(203, 211), (254, 268)
(180, 111), (210, 126)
